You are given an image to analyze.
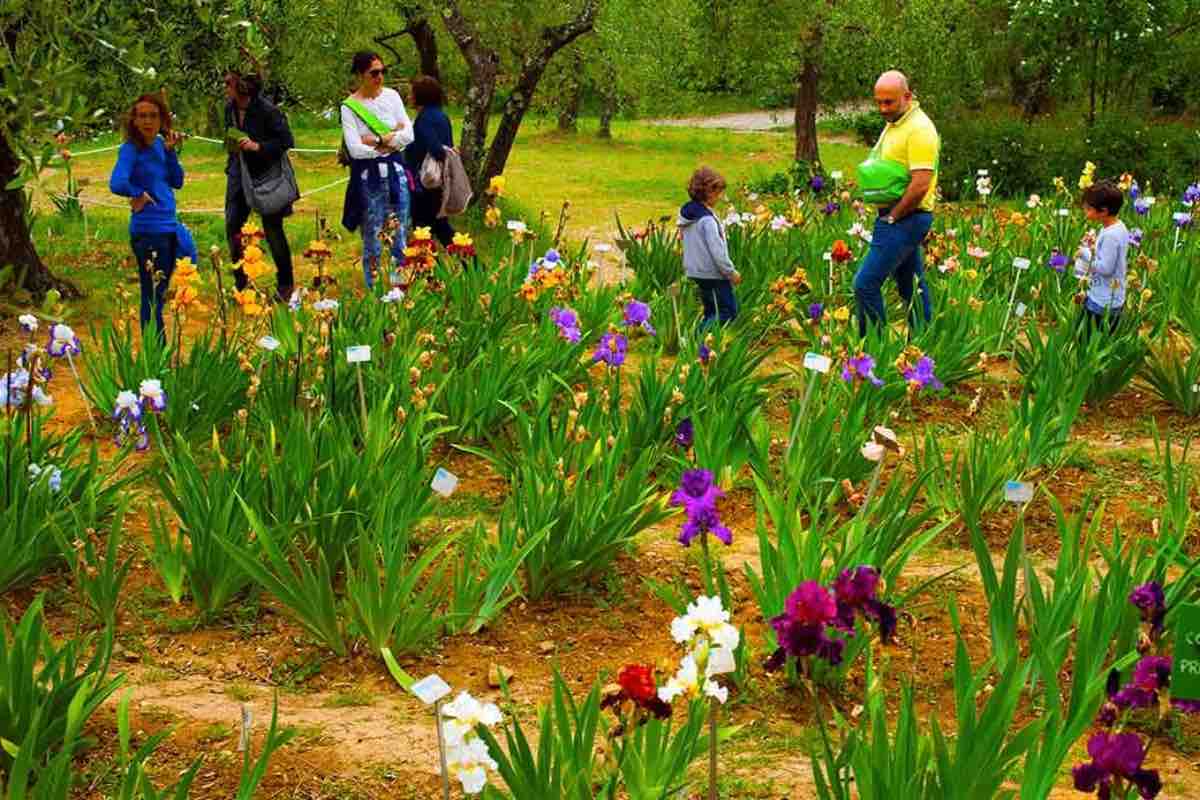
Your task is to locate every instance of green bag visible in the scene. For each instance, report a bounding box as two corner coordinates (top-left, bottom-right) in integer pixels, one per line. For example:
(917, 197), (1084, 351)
(337, 98), (393, 167)
(855, 134), (911, 206)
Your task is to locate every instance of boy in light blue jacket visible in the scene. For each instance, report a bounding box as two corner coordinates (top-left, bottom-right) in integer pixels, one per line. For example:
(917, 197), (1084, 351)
(1076, 181), (1129, 337)
(678, 166), (741, 331)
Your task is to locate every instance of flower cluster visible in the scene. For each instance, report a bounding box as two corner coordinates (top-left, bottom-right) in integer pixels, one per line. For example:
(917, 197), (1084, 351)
(235, 224), (272, 285)
(402, 228), (438, 278)
(767, 268), (811, 316)
(233, 288), (265, 317)
(440, 692), (501, 795)
(842, 352), (883, 387)
(548, 306), (581, 343)
(895, 346), (943, 393)
(622, 300), (656, 335)
(1, 369), (52, 408)
(592, 330), (627, 368)
(112, 380), (168, 451)
(447, 232), (476, 258)
(519, 249), (568, 302)
(764, 566), (896, 673)
(976, 171), (992, 198)
(170, 257), (204, 314)
(670, 469), (731, 547)
(1130, 581), (1166, 637)
(661, 596), (739, 705)
(1072, 732), (1160, 799)
(1078, 161), (1096, 190)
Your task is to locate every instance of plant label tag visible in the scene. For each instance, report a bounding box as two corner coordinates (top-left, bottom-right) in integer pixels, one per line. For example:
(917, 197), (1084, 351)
(1057, 208), (1070, 217)
(1171, 604), (1200, 702)
(803, 353), (832, 374)
(1012, 257), (1031, 271)
(257, 336), (280, 351)
(1004, 481), (1034, 504)
(830, 170), (844, 181)
(431, 468), (459, 498)
(822, 252), (833, 262)
(1015, 302), (1027, 318)
(506, 220), (526, 232)
(411, 673), (452, 706)
(238, 706), (252, 752)
(346, 345), (372, 364)
(593, 243), (612, 253)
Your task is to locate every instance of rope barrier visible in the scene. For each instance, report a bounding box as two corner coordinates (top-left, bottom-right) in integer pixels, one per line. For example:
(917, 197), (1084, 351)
(40, 174), (350, 217)
(46, 131), (338, 166)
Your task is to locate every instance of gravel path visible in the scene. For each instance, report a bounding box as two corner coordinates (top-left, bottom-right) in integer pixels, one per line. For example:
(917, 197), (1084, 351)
(649, 103), (871, 132)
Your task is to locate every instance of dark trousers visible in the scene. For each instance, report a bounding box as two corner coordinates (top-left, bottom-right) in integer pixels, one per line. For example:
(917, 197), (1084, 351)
(225, 179), (294, 295)
(411, 187), (454, 247)
(853, 211), (934, 336)
(1079, 304), (1122, 339)
(692, 277), (739, 332)
(131, 232), (176, 346)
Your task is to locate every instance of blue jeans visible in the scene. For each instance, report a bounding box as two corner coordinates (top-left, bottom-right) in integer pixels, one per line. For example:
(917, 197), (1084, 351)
(361, 180), (410, 288)
(692, 277), (738, 332)
(853, 211), (933, 336)
(131, 232), (176, 345)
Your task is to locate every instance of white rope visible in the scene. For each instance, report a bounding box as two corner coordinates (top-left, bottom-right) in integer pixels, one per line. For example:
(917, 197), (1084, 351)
(177, 133), (337, 154)
(41, 175), (350, 216)
(46, 133), (337, 165)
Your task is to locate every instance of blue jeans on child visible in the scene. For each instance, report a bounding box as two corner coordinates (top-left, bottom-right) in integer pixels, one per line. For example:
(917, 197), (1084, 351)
(131, 232), (177, 346)
(692, 277), (738, 332)
(360, 180), (410, 288)
(853, 211), (934, 336)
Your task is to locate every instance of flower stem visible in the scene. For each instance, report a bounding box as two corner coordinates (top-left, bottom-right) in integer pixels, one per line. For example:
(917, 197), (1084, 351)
(708, 697), (719, 800)
(65, 351), (98, 437)
(858, 455), (884, 523)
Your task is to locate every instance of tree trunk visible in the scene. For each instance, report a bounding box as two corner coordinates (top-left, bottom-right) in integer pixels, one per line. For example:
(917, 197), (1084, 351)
(1088, 36), (1099, 125)
(793, 29), (822, 164)
(377, 15), (441, 83)
(436, 1), (500, 188)
(556, 48), (583, 133)
(0, 130), (75, 300)
(598, 87), (617, 139)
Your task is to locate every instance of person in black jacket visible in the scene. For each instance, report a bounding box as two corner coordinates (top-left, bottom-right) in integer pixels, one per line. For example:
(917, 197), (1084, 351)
(225, 71), (296, 300)
(404, 75), (455, 247)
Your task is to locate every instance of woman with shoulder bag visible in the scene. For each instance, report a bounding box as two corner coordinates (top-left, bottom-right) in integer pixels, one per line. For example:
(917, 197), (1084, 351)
(404, 75), (455, 247)
(340, 51), (414, 288)
(225, 71), (297, 301)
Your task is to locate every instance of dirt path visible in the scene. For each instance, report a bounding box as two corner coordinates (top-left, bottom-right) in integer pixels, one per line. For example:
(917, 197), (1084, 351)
(648, 103), (871, 133)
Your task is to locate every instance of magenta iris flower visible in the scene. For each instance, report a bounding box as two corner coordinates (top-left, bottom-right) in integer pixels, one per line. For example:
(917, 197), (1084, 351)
(902, 356), (943, 392)
(1130, 581), (1166, 635)
(1072, 732), (1161, 799)
(622, 300), (655, 335)
(670, 468), (731, 547)
(548, 306), (581, 343)
(764, 582), (843, 671)
(593, 332), (627, 367)
(674, 417), (694, 448)
(832, 566), (897, 643)
(842, 353), (883, 387)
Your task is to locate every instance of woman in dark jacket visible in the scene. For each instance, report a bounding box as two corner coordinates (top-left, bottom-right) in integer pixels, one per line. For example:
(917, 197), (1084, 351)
(404, 75), (455, 247)
(225, 71), (296, 300)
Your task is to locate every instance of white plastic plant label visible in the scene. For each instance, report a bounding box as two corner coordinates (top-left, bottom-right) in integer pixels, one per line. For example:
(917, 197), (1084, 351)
(346, 345), (372, 364)
(411, 673), (452, 706)
(830, 170), (844, 181)
(257, 336), (280, 351)
(1012, 257), (1031, 271)
(1004, 481), (1034, 504)
(1057, 208), (1070, 217)
(803, 353), (832, 374)
(594, 243), (612, 253)
(431, 468), (459, 498)
(506, 220), (527, 232)
(1015, 302), (1027, 318)
(822, 252), (833, 262)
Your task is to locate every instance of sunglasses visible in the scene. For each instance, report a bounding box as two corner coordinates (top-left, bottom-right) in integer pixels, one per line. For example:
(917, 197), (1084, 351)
(368, 68), (386, 78)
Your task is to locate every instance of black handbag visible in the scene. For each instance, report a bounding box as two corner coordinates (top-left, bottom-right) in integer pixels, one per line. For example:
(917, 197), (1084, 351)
(239, 151), (300, 216)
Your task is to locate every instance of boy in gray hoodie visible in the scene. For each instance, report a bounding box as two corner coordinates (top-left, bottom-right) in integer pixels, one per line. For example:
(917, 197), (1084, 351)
(678, 166), (741, 330)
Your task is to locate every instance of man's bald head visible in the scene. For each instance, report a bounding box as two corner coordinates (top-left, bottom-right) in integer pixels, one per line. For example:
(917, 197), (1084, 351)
(874, 70), (913, 122)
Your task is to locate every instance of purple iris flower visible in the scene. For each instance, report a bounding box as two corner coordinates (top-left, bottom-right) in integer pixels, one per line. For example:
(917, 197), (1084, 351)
(1172, 698), (1200, 714)
(1173, 211), (1192, 228)
(832, 566), (897, 643)
(699, 344), (712, 364)
(47, 324), (81, 358)
(808, 303), (824, 323)
(592, 332), (627, 367)
(842, 353), (884, 387)
(113, 389), (149, 451)
(822, 201), (840, 216)
(1129, 181), (1140, 201)
(764, 582), (843, 671)
(810, 175), (825, 193)
(548, 306), (581, 343)
(1048, 250), (1069, 272)
(1130, 581), (1166, 635)
(1128, 228), (1143, 248)
(670, 468), (731, 547)
(903, 356), (943, 392)
(17, 347), (52, 382)
(139, 379), (167, 414)
(674, 417), (694, 448)
(622, 300), (656, 335)
(1134, 197), (1151, 215)
(1072, 732), (1161, 799)
(1132, 655), (1172, 691)
(544, 249), (561, 264)
(1183, 183), (1200, 205)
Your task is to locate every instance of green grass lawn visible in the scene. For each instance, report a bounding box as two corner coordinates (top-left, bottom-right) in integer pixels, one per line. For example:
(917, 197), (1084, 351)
(29, 114), (865, 305)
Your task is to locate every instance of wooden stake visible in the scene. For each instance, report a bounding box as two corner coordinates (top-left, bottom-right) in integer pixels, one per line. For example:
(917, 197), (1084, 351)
(238, 705), (252, 753)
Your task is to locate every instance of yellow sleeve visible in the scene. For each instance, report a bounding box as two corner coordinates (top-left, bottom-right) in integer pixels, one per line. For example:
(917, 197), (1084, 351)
(907, 124), (939, 171)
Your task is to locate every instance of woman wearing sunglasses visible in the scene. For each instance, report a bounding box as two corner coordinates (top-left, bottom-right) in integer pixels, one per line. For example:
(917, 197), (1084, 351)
(340, 51), (414, 288)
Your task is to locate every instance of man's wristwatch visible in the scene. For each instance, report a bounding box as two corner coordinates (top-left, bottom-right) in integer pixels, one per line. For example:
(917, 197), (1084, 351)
(885, 214), (896, 225)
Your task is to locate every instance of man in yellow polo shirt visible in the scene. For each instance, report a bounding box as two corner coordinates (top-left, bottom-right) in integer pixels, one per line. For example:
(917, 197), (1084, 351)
(853, 70), (940, 335)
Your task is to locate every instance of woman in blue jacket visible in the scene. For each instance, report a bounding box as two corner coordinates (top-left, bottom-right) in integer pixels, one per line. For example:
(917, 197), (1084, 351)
(405, 75), (455, 247)
(109, 93), (185, 344)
